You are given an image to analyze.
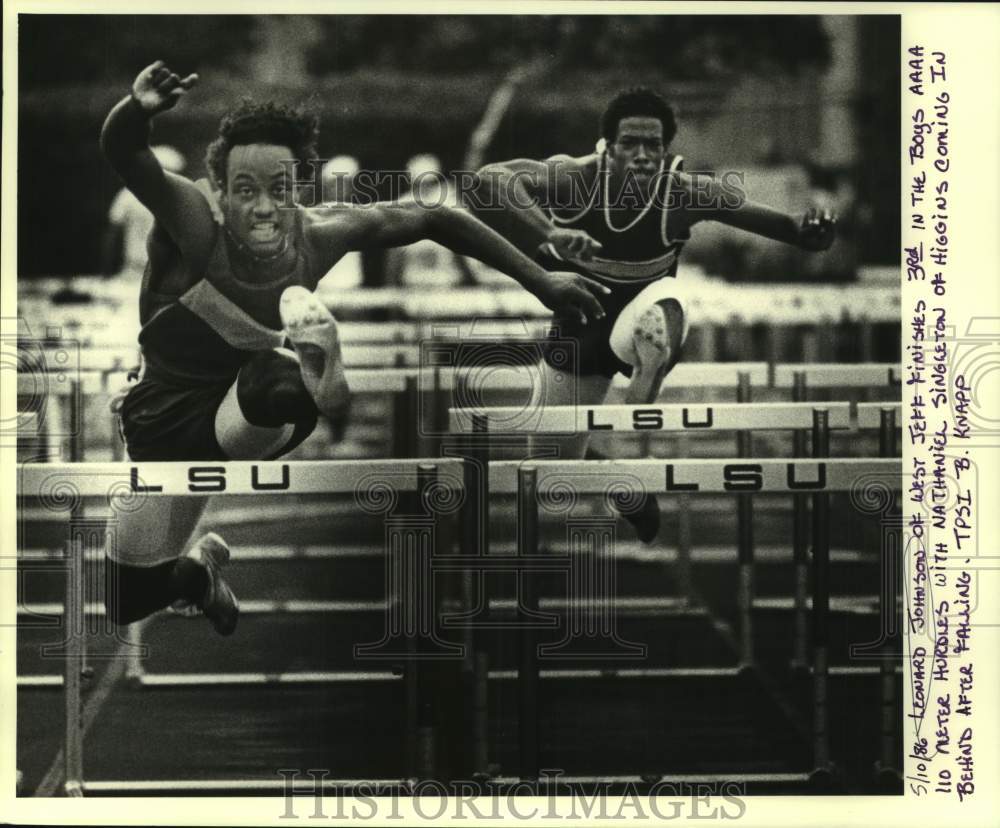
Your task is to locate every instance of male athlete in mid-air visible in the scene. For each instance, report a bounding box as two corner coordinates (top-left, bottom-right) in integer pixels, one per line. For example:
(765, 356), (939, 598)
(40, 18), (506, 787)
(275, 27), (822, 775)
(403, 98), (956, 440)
(101, 62), (608, 635)
(472, 87), (835, 541)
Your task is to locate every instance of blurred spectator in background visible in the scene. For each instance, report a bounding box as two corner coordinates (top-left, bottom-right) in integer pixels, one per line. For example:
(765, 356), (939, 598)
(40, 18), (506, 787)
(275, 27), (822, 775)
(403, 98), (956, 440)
(103, 145), (186, 279)
(385, 153), (478, 288)
(318, 155), (365, 291)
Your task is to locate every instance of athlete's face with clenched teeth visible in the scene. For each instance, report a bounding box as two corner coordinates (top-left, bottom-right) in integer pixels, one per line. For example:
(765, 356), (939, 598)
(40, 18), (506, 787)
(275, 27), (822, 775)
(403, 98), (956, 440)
(220, 144), (298, 257)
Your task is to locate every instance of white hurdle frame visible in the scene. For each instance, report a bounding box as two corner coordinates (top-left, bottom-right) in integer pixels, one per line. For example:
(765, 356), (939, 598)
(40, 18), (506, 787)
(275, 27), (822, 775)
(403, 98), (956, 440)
(449, 402), (852, 434)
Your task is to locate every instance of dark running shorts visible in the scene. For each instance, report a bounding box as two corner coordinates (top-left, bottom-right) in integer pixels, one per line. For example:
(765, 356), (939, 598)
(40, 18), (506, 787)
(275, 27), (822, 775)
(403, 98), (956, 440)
(542, 279), (652, 379)
(119, 373), (316, 462)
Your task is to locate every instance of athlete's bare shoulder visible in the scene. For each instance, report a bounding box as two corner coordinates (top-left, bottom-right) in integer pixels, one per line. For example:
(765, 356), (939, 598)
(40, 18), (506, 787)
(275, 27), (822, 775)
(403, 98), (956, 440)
(301, 203), (360, 271)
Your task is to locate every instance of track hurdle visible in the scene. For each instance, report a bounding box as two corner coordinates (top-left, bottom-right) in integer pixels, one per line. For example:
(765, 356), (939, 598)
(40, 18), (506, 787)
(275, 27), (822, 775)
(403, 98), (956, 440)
(450, 401), (852, 669)
(17, 459), (465, 794)
(497, 456), (901, 784)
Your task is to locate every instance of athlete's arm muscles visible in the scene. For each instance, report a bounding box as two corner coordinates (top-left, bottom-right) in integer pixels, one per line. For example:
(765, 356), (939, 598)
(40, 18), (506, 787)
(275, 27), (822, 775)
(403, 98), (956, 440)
(470, 156), (602, 259)
(100, 63), (215, 263)
(307, 201), (608, 323)
(683, 172), (836, 252)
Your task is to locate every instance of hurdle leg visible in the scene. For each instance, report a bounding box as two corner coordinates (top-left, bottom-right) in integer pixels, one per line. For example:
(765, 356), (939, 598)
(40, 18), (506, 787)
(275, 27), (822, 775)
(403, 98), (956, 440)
(401, 465), (422, 780)
(428, 466), (466, 779)
(517, 466), (540, 783)
(874, 408), (902, 789)
(64, 511), (85, 796)
(393, 376), (418, 458)
(791, 371), (809, 671)
(675, 435), (694, 606)
(67, 379), (83, 462)
(44, 390), (63, 461)
(860, 316), (874, 363)
(817, 318), (834, 361)
(414, 465), (439, 779)
(736, 372), (755, 670)
(700, 322), (717, 361)
(809, 409), (837, 786)
(459, 416), (491, 779)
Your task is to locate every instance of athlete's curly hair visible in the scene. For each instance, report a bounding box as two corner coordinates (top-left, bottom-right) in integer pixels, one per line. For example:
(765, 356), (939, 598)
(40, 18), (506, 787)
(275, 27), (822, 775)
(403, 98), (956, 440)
(600, 87), (677, 147)
(205, 98), (320, 189)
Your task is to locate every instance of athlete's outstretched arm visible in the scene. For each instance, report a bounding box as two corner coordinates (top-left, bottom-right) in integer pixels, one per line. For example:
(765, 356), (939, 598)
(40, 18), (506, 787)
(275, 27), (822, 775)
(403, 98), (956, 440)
(100, 61), (212, 254)
(689, 174), (836, 252)
(313, 200), (608, 324)
(471, 157), (603, 261)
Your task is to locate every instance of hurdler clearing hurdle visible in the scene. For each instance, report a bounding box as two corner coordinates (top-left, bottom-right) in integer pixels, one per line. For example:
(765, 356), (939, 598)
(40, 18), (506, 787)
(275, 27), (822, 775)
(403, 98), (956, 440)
(98, 61), (610, 637)
(471, 87), (836, 542)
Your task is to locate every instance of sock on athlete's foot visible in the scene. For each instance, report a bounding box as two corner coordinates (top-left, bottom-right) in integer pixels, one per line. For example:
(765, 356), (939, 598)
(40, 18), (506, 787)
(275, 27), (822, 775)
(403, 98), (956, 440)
(170, 558), (210, 612)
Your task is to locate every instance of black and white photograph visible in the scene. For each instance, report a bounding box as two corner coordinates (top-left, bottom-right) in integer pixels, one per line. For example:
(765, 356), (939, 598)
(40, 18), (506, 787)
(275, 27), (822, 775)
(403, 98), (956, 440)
(3, 5), (998, 823)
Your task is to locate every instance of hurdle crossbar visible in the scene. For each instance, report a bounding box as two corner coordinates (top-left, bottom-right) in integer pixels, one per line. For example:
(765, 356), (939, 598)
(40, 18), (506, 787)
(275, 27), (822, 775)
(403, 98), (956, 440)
(17, 459), (465, 498)
(17, 369), (418, 396)
(16, 599), (389, 617)
(489, 458), (900, 495)
(78, 772), (814, 793)
(17, 458), (898, 499)
(450, 402), (852, 434)
(774, 363), (901, 388)
(21, 661), (897, 689)
(14, 494), (867, 526)
(36, 344), (425, 372)
(80, 778), (410, 794)
(18, 542), (872, 564)
(613, 362), (768, 389)
(17, 361), (769, 398)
